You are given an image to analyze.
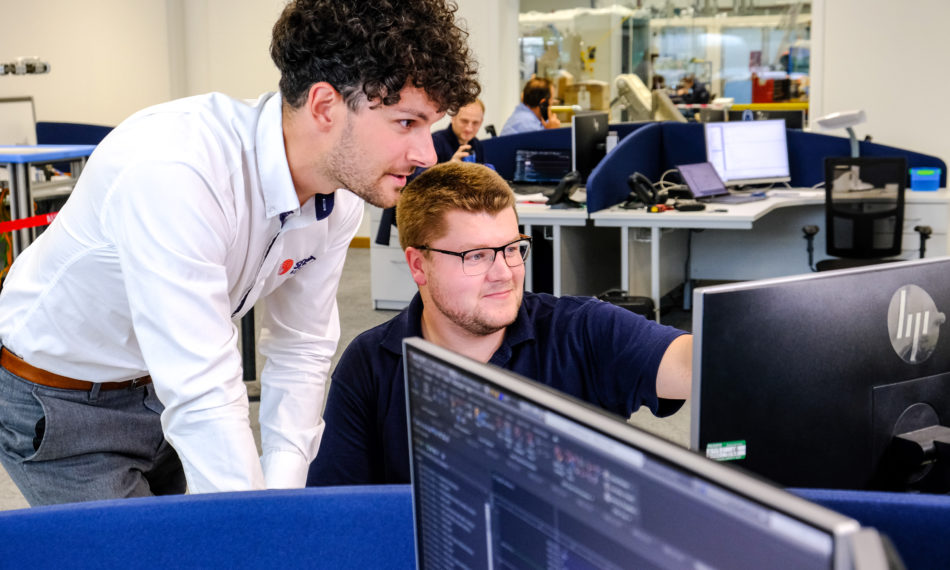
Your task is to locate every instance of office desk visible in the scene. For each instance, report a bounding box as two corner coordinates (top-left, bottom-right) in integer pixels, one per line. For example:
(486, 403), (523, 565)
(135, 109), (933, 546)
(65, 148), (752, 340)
(1, 145), (96, 256)
(591, 189), (950, 321)
(516, 203), (590, 296)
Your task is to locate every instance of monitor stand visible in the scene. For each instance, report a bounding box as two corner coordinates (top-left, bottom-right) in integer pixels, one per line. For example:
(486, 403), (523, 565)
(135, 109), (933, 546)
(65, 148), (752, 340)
(873, 376), (950, 493)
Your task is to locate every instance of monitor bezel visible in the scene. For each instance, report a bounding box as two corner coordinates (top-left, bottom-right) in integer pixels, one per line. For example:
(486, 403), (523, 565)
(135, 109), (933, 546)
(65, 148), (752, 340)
(404, 336), (865, 570)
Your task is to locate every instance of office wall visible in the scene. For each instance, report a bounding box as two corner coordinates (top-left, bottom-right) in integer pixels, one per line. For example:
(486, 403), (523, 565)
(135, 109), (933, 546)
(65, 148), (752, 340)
(811, 0), (950, 163)
(0, 0), (173, 125)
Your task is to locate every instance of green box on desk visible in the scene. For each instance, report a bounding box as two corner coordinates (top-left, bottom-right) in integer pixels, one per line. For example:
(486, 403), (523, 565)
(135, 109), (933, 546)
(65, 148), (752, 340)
(910, 167), (941, 191)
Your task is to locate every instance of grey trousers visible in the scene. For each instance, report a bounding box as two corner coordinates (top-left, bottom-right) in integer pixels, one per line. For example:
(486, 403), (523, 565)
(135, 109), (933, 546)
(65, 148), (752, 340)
(0, 352), (185, 506)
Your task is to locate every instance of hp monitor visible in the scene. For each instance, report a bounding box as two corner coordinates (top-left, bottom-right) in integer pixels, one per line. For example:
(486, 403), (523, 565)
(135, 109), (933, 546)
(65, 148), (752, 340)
(692, 257), (950, 492)
(704, 119), (790, 187)
(404, 337), (892, 569)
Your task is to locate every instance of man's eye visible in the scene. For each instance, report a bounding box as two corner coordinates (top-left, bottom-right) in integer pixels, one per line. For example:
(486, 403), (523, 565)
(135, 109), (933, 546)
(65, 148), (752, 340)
(399, 119), (413, 128)
(466, 251), (488, 263)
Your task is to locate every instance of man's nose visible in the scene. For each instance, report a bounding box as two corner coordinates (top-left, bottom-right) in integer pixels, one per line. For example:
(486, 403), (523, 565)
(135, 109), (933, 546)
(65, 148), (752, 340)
(409, 130), (437, 168)
(485, 251), (514, 280)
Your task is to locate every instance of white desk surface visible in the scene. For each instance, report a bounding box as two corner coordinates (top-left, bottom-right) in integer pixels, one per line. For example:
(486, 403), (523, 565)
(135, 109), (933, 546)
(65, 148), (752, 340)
(590, 188), (950, 230)
(515, 202), (589, 226)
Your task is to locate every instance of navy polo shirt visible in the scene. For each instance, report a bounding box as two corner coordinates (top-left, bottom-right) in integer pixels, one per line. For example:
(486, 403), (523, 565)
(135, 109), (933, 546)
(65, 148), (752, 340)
(308, 291), (686, 486)
(431, 124), (484, 164)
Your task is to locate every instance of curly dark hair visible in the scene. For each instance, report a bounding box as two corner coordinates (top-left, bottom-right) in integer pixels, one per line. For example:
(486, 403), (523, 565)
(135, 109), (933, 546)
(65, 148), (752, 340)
(270, 0), (480, 114)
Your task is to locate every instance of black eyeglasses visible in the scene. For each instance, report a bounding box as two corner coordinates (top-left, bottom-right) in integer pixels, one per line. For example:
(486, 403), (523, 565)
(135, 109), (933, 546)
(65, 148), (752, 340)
(416, 234), (533, 276)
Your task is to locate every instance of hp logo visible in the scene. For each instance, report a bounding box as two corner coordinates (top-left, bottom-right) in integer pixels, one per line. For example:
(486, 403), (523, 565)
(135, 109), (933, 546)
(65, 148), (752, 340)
(887, 285), (946, 364)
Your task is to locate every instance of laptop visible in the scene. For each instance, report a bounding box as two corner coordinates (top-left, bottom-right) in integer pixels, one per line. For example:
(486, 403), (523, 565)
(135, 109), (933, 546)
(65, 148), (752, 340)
(677, 161), (768, 204)
(403, 337), (893, 570)
(510, 148), (572, 195)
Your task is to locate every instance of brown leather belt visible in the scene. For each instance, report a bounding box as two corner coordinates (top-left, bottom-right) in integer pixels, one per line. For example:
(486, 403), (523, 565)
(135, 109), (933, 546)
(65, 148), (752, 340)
(0, 347), (151, 391)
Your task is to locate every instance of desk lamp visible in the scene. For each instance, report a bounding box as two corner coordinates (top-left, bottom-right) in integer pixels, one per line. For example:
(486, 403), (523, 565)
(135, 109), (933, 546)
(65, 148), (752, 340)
(815, 109), (871, 191)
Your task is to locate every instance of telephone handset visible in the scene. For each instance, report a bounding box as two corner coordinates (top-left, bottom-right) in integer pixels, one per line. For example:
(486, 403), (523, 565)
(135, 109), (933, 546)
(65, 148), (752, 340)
(625, 172), (666, 206)
(539, 99), (550, 121)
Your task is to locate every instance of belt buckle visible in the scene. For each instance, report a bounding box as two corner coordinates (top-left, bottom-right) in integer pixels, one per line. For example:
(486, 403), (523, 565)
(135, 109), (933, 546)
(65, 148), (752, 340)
(129, 376), (147, 389)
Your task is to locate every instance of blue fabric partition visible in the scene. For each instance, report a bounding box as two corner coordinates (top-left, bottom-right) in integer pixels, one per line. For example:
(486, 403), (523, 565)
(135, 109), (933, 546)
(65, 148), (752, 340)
(480, 121), (653, 181)
(0, 486), (415, 569)
(586, 122), (948, 212)
(790, 488), (950, 570)
(586, 122), (665, 212)
(481, 127), (572, 180)
(35, 121), (113, 146)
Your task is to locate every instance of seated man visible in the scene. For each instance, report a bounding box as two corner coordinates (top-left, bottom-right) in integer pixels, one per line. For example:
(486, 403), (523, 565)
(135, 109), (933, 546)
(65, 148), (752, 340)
(499, 77), (562, 136)
(432, 99), (485, 164)
(308, 162), (692, 486)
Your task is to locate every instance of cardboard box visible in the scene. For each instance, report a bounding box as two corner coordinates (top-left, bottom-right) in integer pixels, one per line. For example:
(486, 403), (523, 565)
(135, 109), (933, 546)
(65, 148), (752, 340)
(563, 80), (609, 111)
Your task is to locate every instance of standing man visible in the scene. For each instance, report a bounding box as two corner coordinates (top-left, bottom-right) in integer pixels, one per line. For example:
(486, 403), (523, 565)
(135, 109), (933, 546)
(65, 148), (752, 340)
(0, 0), (479, 506)
(308, 162), (691, 486)
(500, 77), (562, 136)
(432, 99), (486, 164)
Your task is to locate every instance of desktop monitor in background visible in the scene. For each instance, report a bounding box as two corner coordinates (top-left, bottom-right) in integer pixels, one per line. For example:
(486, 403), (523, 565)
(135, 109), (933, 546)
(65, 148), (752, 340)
(704, 119), (791, 187)
(692, 257), (950, 493)
(571, 110), (608, 184)
(512, 148), (572, 184)
(0, 97), (37, 145)
(404, 337), (893, 569)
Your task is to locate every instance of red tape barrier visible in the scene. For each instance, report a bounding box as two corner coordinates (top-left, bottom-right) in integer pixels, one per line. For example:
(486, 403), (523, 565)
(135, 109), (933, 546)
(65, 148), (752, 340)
(0, 212), (57, 234)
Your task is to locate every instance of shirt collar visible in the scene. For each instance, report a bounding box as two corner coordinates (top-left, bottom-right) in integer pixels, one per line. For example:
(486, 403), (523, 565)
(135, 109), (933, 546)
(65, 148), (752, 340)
(255, 92), (300, 220)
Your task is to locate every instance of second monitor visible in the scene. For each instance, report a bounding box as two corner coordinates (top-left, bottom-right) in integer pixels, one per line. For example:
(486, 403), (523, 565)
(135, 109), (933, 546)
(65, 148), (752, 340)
(546, 111), (608, 207)
(704, 119), (790, 187)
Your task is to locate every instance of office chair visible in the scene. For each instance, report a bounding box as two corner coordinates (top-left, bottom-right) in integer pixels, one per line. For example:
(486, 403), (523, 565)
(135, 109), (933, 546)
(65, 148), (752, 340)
(803, 156), (931, 271)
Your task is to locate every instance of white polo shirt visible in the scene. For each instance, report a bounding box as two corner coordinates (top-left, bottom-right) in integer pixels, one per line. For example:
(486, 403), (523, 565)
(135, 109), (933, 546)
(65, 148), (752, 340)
(0, 92), (364, 493)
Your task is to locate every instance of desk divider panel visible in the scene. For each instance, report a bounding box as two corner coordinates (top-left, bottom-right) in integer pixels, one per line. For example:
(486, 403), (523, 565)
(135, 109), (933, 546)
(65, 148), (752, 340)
(586, 123), (948, 213)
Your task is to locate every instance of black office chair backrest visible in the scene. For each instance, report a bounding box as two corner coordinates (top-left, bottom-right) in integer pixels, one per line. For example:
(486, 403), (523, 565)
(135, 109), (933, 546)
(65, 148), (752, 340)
(823, 156), (907, 260)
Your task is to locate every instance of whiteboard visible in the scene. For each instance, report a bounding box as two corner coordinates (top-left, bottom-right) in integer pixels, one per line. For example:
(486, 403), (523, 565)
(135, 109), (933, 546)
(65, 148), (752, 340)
(0, 97), (37, 146)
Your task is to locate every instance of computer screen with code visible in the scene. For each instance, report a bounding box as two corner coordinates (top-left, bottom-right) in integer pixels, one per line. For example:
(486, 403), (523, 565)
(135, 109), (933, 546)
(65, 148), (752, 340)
(404, 337), (880, 570)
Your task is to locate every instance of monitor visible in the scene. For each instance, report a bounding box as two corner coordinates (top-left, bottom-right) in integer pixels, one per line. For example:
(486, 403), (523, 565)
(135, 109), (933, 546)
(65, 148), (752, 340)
(0, 97), (37, 145)
(727, 109), (805, 130)
(692, 257), (950, 493)
(704, 119), (791, 187)
(512, 148), (572, 184)
(571, 110), (608, 184)
(404, 337), (891, 569)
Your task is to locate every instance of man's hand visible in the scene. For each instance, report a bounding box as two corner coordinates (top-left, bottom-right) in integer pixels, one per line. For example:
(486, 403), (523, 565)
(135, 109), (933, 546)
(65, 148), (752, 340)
(450, 144), (472, 162)
(543, 114), (562, 129)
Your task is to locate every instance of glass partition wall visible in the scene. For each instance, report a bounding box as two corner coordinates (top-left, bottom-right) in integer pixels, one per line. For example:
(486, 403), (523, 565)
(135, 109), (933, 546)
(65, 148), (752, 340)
(518, 1), (811, 123)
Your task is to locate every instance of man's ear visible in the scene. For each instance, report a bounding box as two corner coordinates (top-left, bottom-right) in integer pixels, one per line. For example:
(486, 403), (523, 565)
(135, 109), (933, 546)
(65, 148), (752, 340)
(405, 247), (428, 287)
(306, 82), (344, 132)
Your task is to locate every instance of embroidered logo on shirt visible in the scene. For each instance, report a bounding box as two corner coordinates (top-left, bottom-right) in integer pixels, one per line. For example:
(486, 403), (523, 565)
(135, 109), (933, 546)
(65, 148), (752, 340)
(278, 256), (316, 276)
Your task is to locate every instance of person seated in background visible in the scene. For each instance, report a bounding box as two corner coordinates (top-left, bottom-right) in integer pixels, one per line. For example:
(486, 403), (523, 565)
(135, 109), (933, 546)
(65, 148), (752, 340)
(432, 99), (485, 164)
(499, 76), (562, 136)
(307, 162), (692, 486)
(673, 73), (710, 104)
